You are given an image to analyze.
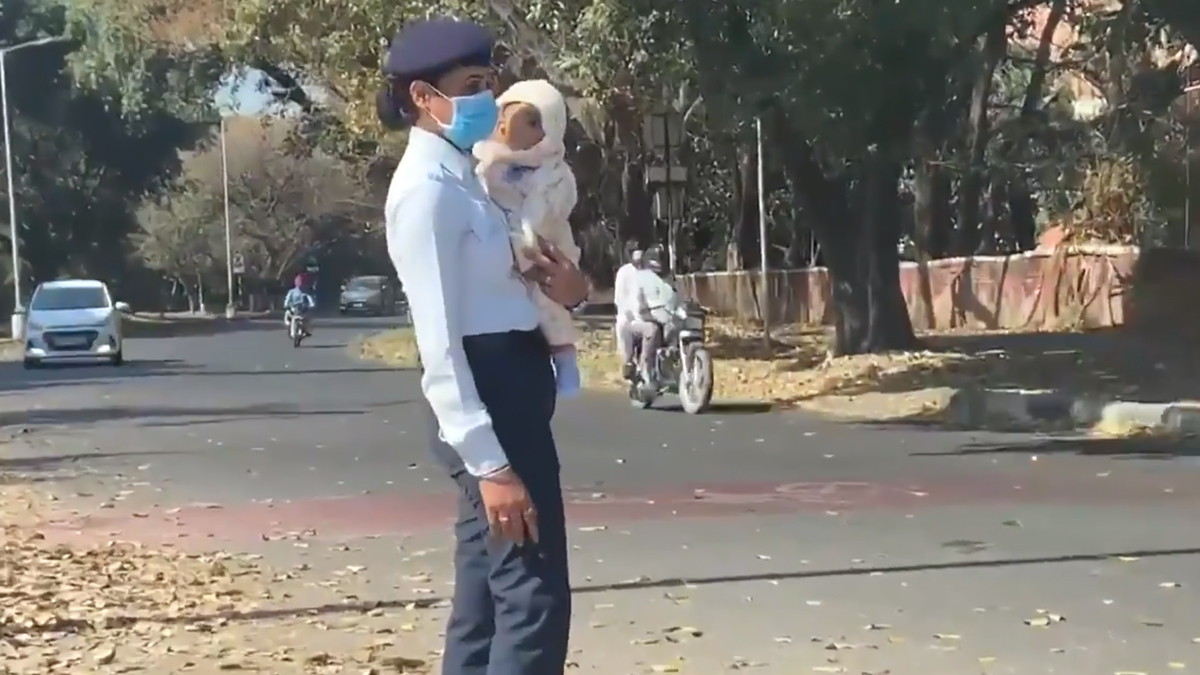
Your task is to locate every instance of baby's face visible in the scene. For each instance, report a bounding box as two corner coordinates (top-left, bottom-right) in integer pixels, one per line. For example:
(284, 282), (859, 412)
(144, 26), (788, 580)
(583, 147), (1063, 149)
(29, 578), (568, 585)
(497, 103), (545, 151)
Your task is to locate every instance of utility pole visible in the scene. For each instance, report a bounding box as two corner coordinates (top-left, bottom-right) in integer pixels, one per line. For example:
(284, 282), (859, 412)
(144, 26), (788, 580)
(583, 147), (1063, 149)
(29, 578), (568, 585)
(220, 116), (236, 318)
(756, 116), (770, 347)
(2, 36), (67, 338)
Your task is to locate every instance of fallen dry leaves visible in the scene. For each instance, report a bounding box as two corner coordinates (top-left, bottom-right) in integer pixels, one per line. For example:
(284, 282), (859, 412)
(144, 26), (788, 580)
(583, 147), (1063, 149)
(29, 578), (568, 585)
(0, 486), (439, 675)
(0, 338), (19, 362)
(358, 318), (1199, 421)
(357, 329), (420, 369)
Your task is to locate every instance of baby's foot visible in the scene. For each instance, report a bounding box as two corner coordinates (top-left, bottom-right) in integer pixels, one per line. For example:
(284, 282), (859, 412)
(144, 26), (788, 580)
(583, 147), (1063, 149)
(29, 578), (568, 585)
(552, 349), (581, 399)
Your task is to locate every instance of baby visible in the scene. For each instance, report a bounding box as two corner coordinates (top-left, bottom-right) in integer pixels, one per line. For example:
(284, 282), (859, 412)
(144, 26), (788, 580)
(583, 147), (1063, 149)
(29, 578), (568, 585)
(473, 79), (583, 397)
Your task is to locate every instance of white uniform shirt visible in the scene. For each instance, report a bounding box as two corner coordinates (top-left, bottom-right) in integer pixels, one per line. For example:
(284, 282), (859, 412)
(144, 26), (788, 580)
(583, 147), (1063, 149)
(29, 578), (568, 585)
(385, 128), (540, 477)
(613, 262), (639, 324)
(634, 269), (678, 325)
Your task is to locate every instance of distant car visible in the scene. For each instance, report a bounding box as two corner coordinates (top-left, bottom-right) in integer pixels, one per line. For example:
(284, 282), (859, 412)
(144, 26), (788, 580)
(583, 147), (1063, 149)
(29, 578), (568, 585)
(23, 279), (129, 369)
(338, 275), (396, 316)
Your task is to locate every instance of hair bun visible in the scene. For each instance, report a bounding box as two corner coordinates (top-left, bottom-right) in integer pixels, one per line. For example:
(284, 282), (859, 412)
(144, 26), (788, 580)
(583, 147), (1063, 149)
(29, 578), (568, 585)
(376, 87), (411, 131)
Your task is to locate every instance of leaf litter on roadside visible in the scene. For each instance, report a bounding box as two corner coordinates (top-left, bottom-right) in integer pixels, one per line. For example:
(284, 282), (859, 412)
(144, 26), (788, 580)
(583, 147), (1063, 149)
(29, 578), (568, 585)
(1024, 610), (1066, 627)
(0, 488), (441, 675)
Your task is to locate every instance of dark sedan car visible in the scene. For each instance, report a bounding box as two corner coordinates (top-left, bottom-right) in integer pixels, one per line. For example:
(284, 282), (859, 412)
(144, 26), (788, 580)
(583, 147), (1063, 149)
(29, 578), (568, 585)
(338, 275), (397, 315)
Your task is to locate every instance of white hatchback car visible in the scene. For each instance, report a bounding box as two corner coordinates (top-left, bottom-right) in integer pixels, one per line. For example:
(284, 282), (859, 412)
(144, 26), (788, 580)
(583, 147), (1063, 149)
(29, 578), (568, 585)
(23, 279), (129, 368)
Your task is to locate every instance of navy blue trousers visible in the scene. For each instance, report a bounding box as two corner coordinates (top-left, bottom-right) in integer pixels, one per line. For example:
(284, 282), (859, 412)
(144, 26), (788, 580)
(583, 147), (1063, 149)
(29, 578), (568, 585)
(425, 330), (571, 675)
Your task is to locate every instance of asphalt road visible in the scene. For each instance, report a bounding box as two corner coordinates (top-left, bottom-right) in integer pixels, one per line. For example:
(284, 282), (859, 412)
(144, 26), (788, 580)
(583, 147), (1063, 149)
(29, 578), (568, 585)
(9, 316), (1200, 673)
(0, 315), (982, 501)
(2, 315), (1197, 513)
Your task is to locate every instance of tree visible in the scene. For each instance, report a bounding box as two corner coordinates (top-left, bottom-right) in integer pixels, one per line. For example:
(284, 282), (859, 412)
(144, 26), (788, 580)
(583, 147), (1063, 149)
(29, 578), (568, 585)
(1, 0), (215, 313)
(132, 116), (378, 306)
(133, 187), (222, 311)
(72, 0), (694, 264)
(656, 0), (1020, 352)
(78, 0), (1200, 350)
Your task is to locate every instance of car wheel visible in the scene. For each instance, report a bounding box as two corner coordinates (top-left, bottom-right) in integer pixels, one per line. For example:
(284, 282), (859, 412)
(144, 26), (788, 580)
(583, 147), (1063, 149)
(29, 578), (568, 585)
(110, 351), (124, 366)
(339, 308), (347, 315)
(22, 358), (39, 370)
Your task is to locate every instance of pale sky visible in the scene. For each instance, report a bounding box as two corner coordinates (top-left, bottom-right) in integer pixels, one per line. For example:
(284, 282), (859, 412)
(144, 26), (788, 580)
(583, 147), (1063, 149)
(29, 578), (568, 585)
(214, 69), (275, 115)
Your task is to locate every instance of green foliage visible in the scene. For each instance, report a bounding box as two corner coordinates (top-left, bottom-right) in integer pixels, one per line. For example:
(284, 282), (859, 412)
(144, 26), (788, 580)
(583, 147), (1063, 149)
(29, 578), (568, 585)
(133, 186), (222, 282)
(132, 118), (378, 288)
(1, 0), (209, 309)
(60, 0), (225, 122)
(16, 0), (1200, 321)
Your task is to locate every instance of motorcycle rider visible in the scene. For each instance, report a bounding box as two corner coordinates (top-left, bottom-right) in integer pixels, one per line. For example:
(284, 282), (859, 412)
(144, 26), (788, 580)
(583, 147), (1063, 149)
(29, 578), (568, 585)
(283, 274), (315, 337)
(627, 246), (677, 384)
(613, 247), (643, 378)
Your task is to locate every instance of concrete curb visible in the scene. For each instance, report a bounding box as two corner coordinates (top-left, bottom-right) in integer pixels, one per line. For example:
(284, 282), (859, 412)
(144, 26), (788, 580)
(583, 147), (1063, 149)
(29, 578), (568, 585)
(943, 388), (1200, 434)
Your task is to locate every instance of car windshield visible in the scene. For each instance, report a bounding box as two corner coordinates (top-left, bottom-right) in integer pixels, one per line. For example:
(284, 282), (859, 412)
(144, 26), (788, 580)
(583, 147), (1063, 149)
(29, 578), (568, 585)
(31, 286), (109, 311)
(347, 278), (382, 291)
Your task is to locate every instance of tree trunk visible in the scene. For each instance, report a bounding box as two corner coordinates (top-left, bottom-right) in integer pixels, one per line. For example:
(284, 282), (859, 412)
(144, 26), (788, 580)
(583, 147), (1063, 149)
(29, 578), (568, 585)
(727, 148), (759, 270)
(861, 154), (919, 351)
(1006, 0), (1067, 251)
(978, 178), (1007, 253)
(955, 23), (1008, 255)
(912, 131), (953, 260)
(197, 275), (207, 314)
(766, 107), (916, 355)
(609, 95), (655, 248)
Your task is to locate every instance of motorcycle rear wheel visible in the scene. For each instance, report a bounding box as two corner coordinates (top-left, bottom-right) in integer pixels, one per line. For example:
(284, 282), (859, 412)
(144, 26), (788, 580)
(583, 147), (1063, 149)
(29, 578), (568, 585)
(628, 381), (656, 409)
(679, 345), (714, 414)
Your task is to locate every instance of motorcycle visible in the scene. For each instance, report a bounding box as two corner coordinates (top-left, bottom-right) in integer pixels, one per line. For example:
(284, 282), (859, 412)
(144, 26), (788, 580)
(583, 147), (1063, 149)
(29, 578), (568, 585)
(284, 306), (309, 347)
(627, 301), (715, 414)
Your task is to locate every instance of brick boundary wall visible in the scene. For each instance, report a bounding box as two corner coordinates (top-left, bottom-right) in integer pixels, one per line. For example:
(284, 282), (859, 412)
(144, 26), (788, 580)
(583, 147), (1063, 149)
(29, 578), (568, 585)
(676, 245), (1139, 331)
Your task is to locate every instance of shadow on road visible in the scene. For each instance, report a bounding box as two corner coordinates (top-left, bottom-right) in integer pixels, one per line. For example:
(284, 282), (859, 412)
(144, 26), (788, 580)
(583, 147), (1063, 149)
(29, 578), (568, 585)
(150, 544), (1200, 627)
(0, 359), (405, 394)
(0, 359), (197, 394)
(193, 366), (402, 376)
(917, 435), (1200, 460)
(122, 316), (283, 339)
(7, 402), (410, 429)
(655, 400), (775, 414)
(0, 450), (176, 483)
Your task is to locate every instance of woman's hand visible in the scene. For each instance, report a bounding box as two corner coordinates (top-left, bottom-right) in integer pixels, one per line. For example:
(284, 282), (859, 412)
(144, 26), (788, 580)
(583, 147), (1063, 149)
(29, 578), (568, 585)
(479, 467), (538, 545)
(529, 240), (589, 307)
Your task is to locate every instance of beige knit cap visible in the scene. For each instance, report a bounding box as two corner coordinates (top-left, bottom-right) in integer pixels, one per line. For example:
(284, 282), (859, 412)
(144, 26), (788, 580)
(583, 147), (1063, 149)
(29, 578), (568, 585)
(495, 79), (568, 146)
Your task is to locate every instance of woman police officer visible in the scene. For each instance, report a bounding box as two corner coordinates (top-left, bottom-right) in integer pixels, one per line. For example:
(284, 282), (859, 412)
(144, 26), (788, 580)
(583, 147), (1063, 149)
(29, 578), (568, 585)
(377, 17), (588, 675)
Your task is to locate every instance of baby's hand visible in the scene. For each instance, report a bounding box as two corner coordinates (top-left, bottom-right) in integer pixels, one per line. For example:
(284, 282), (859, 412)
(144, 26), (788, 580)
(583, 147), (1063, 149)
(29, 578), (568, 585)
(515, 230), (547, 264)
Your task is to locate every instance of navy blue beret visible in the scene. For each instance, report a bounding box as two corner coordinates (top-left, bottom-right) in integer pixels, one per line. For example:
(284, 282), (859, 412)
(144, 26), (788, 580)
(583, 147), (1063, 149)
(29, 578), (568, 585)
(383, 18), (494, 79)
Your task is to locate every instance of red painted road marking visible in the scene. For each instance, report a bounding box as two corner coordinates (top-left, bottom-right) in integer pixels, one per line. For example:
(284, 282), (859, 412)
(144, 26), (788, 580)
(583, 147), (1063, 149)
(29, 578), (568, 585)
(34, 471), (1199, 548)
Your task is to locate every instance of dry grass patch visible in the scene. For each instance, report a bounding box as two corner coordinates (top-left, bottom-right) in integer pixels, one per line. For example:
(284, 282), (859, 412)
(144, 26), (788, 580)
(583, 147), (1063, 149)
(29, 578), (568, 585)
(357, 327), (420, 368)
(0, 338), (19, 362)
(356, 319), (1200, 422)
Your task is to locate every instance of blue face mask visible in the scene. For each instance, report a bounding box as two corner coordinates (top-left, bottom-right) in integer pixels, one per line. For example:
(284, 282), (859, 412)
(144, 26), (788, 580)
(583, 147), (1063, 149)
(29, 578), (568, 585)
(432, 88), (498, 150)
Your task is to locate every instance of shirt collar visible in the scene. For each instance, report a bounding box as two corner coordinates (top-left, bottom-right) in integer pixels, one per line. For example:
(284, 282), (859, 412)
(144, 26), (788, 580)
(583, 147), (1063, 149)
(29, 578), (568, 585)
(407, 127), (474, 181)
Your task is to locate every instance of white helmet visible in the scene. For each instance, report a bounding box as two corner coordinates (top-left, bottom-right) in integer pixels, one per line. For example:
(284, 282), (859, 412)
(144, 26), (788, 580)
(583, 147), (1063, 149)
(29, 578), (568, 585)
(642, 246), (663, 271)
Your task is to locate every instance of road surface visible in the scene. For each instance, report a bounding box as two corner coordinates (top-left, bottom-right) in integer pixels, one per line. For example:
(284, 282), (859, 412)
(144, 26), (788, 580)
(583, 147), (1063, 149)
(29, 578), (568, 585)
(4, 315), (1200, 674)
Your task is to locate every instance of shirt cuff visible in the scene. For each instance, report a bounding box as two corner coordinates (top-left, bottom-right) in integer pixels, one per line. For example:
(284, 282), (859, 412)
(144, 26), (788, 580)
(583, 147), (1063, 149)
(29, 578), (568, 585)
(457, 429), (511, 478)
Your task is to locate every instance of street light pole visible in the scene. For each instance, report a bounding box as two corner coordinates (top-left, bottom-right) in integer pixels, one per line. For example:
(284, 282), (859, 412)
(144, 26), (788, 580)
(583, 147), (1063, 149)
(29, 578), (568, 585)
(755, 116), (770, 346)
(220, 116), (235, 319)
(2, 51), (18, 338)
(1, 35), (67, 339)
